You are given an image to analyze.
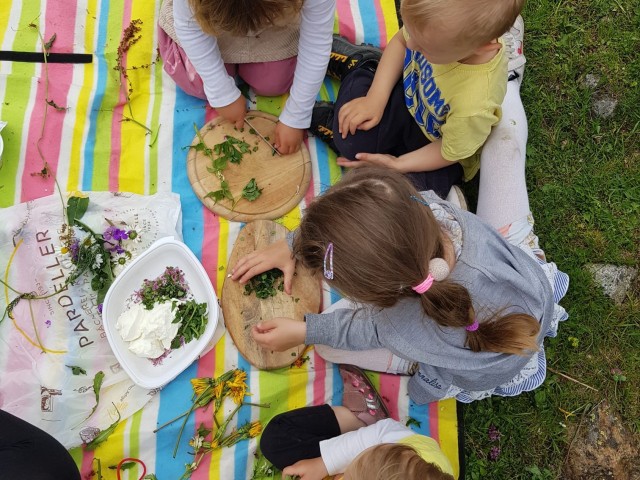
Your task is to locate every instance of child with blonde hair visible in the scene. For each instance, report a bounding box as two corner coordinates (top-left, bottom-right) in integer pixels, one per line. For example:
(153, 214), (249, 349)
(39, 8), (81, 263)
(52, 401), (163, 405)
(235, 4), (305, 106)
(260, 364), (454, 480)
(311, 0), (526, 198)
(231, 162), (568, 404)
(158, 0), (335, 154)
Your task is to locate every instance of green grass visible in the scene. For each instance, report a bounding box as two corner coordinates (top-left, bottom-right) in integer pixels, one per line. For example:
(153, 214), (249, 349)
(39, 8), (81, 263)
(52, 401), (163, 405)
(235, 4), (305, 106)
(463, 0), (640, 478)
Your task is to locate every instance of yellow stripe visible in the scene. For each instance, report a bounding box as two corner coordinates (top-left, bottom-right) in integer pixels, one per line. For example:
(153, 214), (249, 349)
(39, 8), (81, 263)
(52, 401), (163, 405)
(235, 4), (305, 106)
(92, 404), (127, 480)
(68, 0), (99, 189)
(438, 398), (460, 479)
(216, 218), (230, 295)
(118, 10), (155, 193)
(380, 0), (400, 44)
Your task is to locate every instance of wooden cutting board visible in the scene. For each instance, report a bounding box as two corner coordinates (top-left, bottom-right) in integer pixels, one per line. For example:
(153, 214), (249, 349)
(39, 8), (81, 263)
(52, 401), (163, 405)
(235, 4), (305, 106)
(222, 220), (321, 370)
(187, 111), (312, 222)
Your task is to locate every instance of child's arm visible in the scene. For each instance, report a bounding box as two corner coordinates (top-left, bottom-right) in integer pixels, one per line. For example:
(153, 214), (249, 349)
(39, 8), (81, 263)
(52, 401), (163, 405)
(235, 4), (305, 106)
(337, 139), (456, 172)
(276, 0), (335, 154)
(337, 30), (407, 138)
(173, 0), (246, 127)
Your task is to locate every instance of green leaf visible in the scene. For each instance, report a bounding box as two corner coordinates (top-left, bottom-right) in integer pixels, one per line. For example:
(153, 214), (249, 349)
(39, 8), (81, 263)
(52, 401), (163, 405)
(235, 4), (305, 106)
(143, 475), (158, 480)
(84, 370), (105, 422)
(405, 417), (422, 428)
(84, 405), (121, 451)
(108, 461), (136, 470)
(67, 365), (87, 375)
(67, 196), (89, 224)
(44, 32), (57, 51)
(241, 178), (263, 202)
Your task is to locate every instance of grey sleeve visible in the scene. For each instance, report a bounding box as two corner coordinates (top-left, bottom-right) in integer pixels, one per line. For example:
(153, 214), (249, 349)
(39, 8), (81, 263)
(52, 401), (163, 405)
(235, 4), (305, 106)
(305, 308), (387, 350)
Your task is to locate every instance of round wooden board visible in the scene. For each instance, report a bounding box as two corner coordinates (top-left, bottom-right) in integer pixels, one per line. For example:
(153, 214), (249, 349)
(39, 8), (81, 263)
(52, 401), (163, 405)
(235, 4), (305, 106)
(187, 111), (312, 222)
(221, 220), (321, 370)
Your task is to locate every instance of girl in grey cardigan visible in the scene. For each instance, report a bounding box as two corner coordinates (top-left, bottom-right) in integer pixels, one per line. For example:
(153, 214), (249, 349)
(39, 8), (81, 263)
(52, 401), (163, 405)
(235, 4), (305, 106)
(231, 166), (568, 404)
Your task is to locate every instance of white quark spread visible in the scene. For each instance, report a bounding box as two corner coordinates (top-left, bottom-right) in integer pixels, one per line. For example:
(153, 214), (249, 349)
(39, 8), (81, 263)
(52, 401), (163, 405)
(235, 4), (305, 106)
(116, 302), (181, 358)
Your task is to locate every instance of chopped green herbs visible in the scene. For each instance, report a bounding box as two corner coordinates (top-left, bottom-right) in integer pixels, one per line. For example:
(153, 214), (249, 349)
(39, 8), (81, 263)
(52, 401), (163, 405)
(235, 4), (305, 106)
(242, 178), (263, 202)
(243, 269), (284, 299)
(67, 365), (87, 375)
(170, 300), (209, 349)
(213, 136), (251, 167)
(134, 266), (188, 309)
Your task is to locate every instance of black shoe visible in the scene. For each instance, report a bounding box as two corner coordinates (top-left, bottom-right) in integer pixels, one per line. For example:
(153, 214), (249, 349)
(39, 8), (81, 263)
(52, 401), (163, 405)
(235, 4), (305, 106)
(327, 34), (382, 81)
(310, 101), (337, 151)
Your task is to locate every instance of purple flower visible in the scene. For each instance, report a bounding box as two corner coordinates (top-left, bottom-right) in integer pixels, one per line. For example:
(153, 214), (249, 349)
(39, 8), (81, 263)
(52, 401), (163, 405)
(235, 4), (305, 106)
(103, 226), (129, 242)
(97, 303), (103, 314)
(488, 425), (501, 442)
(489, 446), (501, 461)
(69, 239), (80, 262)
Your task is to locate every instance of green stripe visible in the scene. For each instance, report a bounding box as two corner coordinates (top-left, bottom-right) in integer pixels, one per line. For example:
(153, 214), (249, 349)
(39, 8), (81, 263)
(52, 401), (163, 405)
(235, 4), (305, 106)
(129, 408), (143, 478)
(258, 368), (291, 425)
(91, 1), (124, 191)
(0, 1), (41, 206)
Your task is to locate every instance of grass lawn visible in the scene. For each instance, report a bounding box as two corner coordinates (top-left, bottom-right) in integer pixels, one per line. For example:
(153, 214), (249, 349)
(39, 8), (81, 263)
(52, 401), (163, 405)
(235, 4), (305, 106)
(462, 0), (640, 478)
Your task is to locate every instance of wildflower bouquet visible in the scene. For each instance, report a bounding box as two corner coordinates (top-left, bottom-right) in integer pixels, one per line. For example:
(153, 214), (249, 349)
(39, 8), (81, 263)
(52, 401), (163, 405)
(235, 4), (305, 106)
(154, 369), (268, 480)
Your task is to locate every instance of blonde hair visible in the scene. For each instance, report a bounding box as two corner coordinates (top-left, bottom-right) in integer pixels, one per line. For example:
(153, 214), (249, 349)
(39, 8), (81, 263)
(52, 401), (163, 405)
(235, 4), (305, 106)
(401, 0), (524, 47)
(343, 444), (454, 480)
(293, 167), (540, 355)
(189, 0), (303, 37)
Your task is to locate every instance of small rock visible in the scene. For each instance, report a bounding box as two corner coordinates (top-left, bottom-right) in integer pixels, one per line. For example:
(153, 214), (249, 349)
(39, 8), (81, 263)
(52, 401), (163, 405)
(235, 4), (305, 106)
(564, 401), (640, 480)
(581, 73), (601, 89)
(586, 263), (638, 304)
(592, 96), (618, 118)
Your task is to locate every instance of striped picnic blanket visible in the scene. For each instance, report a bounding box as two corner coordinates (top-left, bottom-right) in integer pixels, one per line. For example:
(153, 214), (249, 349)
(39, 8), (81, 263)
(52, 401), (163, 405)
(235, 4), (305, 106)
(0, 0), (461, 478)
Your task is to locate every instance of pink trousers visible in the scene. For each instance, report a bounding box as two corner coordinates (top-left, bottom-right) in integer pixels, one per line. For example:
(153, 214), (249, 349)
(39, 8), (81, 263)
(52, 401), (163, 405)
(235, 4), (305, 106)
(157, 27), (297, 100)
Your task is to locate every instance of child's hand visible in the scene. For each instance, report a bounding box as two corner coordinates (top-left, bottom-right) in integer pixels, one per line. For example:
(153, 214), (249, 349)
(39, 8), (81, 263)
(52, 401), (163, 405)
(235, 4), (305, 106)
(337, 153), (398, 170)
(251, 318), (306, 351)
(216, 95), (247, 129)
(282, 457), (329, 480)
(275, 123), (304, 155)
(337, 96), (385, 139)
(230, 239), (296, 294)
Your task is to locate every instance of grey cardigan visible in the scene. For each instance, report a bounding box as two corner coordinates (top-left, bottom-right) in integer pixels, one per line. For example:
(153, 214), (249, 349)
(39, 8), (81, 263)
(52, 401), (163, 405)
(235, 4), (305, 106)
(304, 201), (555, 404)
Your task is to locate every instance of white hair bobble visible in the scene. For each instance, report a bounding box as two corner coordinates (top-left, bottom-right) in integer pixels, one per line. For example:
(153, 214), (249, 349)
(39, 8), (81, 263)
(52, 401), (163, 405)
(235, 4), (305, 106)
(428, 257), (450, 281)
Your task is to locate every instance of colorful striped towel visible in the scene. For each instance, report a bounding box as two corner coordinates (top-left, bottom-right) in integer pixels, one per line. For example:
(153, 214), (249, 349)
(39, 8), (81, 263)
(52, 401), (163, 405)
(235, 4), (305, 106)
(0, 0), (461, 478)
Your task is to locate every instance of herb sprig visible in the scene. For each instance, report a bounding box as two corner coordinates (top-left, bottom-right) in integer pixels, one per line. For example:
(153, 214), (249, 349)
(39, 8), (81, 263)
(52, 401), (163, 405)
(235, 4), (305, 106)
(171, 300), (209, 349)
(243, 269), (284, 299)
(242, 178), (263, 202)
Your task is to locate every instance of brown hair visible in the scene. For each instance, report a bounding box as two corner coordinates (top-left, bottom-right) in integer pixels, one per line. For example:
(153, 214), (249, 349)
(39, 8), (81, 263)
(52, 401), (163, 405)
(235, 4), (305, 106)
(401, 0), (525, 48)
(293, 167), (540, 355)
(343, 443), (454, 480)
(189, 0), (303, 37)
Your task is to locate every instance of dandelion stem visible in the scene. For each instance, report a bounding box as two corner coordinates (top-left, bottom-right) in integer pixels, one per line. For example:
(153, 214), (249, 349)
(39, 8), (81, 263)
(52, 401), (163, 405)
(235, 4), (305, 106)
(173, 385), (213, 458)
(153, 410), (190, 433)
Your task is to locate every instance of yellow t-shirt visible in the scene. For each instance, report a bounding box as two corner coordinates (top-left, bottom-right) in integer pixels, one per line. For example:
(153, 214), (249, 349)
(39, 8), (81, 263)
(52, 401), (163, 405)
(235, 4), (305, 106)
(398, 434), (455, 476)
(402, 28), (507, 181)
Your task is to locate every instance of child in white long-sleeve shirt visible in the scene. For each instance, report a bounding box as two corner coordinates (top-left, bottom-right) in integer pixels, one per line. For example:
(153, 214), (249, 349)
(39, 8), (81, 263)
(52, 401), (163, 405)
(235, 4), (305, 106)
(158, 0), (335, 153)
(260, 365), (454, 480)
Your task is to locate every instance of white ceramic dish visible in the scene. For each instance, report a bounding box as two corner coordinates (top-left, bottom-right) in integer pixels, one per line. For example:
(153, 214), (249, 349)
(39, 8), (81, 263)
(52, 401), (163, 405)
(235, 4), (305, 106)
(102, 237), (219, 389)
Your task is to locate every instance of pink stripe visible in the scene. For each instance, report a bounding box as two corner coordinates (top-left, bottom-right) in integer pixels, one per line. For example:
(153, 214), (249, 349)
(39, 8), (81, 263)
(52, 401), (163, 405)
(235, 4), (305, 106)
(336, 1), (356, 42)
(378, 372), (400, 420)
(372, 0), (389, 48)
(79, 451), (96, 477)
(108, 1), (134, 191)
(312, 350), (327, 405)
(428, 401), (440, 443)
(20, 2), (78, 201)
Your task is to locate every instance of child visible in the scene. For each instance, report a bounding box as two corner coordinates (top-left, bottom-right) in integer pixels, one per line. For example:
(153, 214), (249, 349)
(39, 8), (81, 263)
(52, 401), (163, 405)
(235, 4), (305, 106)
(158, 0), (335, 154)
(231, 163), (569, 404)
(260, 364), (454, 479)
(310, 0), (525, 197)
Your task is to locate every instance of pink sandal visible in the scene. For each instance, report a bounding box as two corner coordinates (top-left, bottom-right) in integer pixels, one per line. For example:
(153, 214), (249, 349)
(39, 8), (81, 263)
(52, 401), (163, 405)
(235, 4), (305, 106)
(339, 364), (390, 426)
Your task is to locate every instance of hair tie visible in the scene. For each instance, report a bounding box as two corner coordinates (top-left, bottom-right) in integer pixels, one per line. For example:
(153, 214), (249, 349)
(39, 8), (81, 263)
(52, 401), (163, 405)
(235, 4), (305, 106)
(412, 258), (450, 294)
(412, 274), (434, 294)
(465, 319), (480, 332)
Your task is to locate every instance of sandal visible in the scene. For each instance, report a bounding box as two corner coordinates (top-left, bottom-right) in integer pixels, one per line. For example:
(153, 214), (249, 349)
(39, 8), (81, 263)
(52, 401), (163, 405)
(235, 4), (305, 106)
(339, 364), (389, 426)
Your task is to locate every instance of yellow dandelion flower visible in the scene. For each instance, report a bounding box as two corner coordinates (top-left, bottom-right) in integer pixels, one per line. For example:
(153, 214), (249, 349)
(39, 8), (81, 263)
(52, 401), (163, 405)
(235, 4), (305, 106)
(248, 421), (262, 438)
(229, 384), (249, 404)
(213, 381), (224, 399)
(191, 377), (211, 396)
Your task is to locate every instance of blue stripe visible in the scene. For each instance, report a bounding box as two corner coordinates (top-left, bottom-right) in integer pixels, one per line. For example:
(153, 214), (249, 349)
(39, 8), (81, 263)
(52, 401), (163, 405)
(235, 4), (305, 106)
(357, 0), (381, 47)
(233, 355), (252, 480)
(156, 88), (207, 476)
(408, 399), (431, 437)
(81, 0), (110, 190)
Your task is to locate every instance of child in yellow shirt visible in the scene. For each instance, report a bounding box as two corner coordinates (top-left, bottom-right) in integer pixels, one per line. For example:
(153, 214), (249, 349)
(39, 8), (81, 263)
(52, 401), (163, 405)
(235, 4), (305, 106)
(311, 0), (525, 200)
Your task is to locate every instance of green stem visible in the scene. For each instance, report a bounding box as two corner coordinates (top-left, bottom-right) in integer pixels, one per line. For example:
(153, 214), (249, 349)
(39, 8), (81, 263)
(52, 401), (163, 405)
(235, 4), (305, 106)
(173, 385), (213, 458)
(153, 410), (190, 433)
(122, 115), (152, 134)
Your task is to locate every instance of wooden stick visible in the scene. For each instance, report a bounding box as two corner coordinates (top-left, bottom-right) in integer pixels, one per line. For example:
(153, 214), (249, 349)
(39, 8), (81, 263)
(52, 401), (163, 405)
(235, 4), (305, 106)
(547, 367), (599, 392)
